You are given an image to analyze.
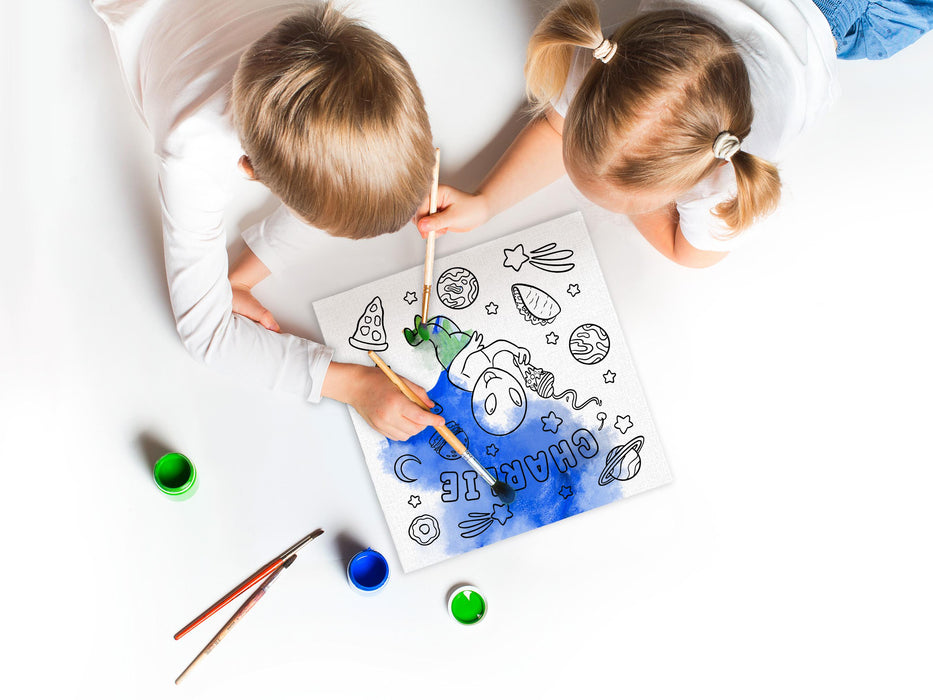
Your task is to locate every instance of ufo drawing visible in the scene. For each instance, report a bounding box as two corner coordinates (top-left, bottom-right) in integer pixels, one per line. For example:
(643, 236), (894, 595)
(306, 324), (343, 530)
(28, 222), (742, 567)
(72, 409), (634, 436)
(430, 420), (469, 460)
(598, 436), (645, 485)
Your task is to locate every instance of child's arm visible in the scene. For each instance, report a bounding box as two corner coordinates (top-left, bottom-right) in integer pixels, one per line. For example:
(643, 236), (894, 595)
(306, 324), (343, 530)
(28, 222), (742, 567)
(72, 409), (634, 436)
(415, 110), (566, 237)
(228, 246), (279, 331)
(322, 363), (445, 441)
(628, 206), (729, 269)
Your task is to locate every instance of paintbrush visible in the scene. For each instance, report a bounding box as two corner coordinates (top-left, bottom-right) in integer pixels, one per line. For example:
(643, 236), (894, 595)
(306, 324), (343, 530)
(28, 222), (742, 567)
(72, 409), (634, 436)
(175, 554), (297, 684)
(421, 148), (441, 324)
(173, 528), (323, 640)
(368, 350), (516, 504)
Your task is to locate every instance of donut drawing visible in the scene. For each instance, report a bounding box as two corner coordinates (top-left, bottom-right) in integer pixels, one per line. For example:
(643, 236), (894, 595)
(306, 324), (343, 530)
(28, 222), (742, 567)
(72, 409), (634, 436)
(511, 284), (561, 326)
(436, 267), (480, 309)
(568, 324), (610, 364)
(409, 514), (441, 546)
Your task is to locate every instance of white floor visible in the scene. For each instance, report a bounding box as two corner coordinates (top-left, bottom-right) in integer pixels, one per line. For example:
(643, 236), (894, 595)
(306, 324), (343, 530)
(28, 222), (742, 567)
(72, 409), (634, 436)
(2, 1), (932, 698)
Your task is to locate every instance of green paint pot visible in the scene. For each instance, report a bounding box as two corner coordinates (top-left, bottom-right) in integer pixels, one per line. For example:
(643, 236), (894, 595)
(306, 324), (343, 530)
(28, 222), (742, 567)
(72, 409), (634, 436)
(153, 452), (198, 501)
(448, 586), (487, 625)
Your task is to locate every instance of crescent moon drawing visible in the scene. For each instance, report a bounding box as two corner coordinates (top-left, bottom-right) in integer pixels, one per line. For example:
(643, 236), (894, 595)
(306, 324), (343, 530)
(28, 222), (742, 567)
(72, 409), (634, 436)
(394, 454), (421, 483)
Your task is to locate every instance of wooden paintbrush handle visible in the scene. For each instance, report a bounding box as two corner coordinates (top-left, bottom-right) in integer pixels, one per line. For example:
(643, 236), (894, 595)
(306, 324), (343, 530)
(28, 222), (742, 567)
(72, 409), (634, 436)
(173, 559), (281, 640)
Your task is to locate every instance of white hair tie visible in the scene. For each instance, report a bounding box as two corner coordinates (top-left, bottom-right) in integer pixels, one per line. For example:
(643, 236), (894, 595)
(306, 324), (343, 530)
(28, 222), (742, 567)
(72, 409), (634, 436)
(712, 131), (742, 161)
(593, 38), (617, 63)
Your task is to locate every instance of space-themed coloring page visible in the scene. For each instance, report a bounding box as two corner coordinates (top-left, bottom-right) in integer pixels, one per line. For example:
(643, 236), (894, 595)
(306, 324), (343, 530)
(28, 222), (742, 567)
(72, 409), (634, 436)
(314, 212), (672, 572)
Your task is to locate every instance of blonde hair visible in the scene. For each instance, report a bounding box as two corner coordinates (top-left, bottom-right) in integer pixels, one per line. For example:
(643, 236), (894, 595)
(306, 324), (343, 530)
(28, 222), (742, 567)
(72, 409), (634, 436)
(526, 1), (780, 235)
(232, 4), (434, 239)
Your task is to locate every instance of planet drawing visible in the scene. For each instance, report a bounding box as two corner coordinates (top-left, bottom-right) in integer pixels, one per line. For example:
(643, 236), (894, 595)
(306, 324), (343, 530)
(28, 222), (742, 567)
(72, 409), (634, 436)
(598, 436), (645, 485)
(436, 267), (480, 309)
(568, 323), (610, 364)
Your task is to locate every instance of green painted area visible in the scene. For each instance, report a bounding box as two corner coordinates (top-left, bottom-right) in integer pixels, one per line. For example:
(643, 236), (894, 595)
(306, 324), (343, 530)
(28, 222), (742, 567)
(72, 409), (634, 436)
(403, 315), (472, 368)
(450, 590), (486, 624)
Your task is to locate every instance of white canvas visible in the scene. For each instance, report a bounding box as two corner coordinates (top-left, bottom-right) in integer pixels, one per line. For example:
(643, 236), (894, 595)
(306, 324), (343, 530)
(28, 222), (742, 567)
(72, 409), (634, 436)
(314, 212), (672, 572)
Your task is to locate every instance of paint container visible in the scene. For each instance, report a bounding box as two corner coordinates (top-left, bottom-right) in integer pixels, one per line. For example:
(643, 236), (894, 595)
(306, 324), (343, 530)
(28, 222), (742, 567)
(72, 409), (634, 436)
(153, 452), (198, 501)
(346, 548), (389, 594)
(447, 585), (487, 625)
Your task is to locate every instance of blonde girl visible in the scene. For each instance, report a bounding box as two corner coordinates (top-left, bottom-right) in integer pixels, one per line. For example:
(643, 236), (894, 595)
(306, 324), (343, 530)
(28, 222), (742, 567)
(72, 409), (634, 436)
(417, 0), (932, 267)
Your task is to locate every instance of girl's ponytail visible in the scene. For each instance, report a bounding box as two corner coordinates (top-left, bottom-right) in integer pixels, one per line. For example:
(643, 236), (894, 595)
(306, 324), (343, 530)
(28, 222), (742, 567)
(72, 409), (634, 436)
(529, 5), (782, 238)
(715, 150), (781, 234)
(525, 0), (604, 111)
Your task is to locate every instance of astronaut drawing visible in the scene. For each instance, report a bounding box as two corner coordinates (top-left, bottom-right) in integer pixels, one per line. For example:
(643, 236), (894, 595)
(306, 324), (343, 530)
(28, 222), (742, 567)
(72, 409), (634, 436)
(405, 315), (599, 436)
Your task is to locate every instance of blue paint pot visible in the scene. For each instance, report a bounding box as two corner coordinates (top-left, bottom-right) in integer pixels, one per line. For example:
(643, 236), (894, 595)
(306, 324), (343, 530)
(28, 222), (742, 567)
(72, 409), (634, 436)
(347, 548), (389, 594)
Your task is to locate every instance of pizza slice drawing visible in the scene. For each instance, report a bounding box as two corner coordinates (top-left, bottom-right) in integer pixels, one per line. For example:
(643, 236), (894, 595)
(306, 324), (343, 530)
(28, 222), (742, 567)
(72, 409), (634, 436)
(349, 296), (389, 351)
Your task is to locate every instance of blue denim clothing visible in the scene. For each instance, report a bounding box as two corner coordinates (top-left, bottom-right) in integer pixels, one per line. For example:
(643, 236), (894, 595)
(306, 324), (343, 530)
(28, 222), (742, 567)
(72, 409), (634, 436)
(813, 0), (933, 58)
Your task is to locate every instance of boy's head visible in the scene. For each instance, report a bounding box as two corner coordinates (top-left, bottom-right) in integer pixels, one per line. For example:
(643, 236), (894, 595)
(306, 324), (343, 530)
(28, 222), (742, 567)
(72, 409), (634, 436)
(232, 4), (433, 239)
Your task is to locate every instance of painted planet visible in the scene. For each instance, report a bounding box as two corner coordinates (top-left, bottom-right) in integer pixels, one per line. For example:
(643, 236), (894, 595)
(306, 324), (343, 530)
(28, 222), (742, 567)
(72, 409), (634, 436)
(598, 436), (645, 485)
(569, 323), (610, 364)
(436, 267), (480, 309)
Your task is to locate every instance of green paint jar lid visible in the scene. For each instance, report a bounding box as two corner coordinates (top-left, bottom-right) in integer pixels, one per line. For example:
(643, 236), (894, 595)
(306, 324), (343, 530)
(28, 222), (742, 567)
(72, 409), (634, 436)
(447, 585), (487, 625)
(153, 452), (198, 501)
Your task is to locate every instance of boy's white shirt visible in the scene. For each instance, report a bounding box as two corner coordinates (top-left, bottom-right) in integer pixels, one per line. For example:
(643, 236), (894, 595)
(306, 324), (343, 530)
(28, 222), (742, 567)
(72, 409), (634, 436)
(552, 0), (839, 252)
(94, 0), (334, 402)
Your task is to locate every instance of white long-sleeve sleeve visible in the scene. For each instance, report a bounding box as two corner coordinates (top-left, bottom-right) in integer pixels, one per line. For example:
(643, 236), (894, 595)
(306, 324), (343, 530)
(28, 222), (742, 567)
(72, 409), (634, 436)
(159, 154), (333, 402)
(94, 0), (334, 402)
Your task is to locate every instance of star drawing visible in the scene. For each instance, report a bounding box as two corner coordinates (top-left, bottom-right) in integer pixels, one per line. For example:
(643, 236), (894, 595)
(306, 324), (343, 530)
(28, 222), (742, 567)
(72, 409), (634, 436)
(403, 291), (418, 305)
(408, 495), (422, 508)
(567, 284), (581, 297)
(603, 370), (616, 383)
(545, 332), (559, 345)
(503, 245), (530, 271)
(491, 503), (513, 526)
(541, 411), (563, 433)
(559, 485), (573, 499)
(485, 301), (499, 315)
(486, 444), (499, 457)
(615, 415), (633, 434)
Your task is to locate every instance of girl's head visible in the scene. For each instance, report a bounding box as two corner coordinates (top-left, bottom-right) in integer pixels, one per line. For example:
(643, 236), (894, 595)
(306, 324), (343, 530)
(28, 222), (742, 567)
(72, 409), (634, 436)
(526, 1), (780, 235)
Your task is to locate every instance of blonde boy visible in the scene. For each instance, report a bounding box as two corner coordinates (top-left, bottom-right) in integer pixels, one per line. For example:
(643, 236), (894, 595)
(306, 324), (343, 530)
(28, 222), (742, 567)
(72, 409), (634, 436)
(94, 0), (443, 439)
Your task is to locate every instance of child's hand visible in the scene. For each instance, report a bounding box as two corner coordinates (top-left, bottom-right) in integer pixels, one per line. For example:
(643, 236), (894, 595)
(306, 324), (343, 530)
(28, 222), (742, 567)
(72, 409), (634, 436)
(231, 283), (280, 332)
(323, 363), (445, 442)
(414, 186), (491, 238)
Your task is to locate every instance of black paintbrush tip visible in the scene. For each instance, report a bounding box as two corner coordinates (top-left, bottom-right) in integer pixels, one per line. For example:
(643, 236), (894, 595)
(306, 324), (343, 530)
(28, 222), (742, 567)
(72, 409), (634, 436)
(493, 480), (516, 504)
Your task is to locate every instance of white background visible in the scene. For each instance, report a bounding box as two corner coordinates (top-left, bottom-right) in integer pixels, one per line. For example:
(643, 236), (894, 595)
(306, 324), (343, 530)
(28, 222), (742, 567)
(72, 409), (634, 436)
(2, 1), (931, 698)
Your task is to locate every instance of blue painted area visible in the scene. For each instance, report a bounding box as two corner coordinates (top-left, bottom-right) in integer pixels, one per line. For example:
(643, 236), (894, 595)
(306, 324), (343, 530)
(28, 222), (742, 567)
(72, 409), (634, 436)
(376, 369), (625, 560)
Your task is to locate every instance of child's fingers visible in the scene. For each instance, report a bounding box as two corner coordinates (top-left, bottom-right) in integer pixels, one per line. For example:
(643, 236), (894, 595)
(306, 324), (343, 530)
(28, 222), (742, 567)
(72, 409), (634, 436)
(259, 309), (280, 332)
(380, 425), (408, 442)
(417, 211), (452, 238)
(412, 194), (432, 223)
(379, 410), (433, 442)
(232, 289), (280, 332)
(401, 377), (434, 409)
(398, 399), (444, 430)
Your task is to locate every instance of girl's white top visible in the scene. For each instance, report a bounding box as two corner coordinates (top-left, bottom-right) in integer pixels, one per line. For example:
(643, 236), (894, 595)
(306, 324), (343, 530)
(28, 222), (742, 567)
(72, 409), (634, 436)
(93, 0), (334, 402)
(552, 0), (839, 252)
